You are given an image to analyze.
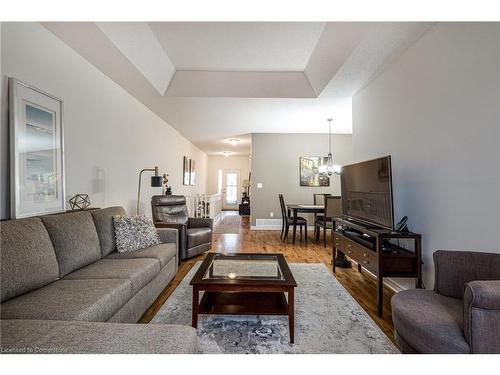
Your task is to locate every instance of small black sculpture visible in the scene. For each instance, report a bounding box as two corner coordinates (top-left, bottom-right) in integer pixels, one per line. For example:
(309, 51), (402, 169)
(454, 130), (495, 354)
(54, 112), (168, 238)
(163, 174), (172, 195)
(69, 194), (90, 210)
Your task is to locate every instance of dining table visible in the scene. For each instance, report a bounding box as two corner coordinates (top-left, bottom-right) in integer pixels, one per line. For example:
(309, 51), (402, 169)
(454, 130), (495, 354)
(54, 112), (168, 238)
(286, 204), (325, 245)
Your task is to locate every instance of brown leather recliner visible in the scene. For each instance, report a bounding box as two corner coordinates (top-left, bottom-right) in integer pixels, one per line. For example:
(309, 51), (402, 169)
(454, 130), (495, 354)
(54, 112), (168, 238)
(151, 195), (213, 261)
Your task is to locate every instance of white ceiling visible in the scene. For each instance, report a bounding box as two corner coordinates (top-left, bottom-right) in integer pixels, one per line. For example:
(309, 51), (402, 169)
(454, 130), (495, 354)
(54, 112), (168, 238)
(42, 22), (434, 156)
(148, 22), (326, 71)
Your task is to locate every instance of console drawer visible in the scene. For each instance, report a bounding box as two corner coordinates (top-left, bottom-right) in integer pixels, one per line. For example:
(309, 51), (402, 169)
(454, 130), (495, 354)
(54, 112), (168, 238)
(360, 249), (378, 273)
(344, 240), (361, 260)
(343, 237), (378, 273)
(333, 233), (345, 251)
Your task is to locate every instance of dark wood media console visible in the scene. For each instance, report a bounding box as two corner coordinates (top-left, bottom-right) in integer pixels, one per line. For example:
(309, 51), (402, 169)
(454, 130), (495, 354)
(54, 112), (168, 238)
(332, 217), (422, 317)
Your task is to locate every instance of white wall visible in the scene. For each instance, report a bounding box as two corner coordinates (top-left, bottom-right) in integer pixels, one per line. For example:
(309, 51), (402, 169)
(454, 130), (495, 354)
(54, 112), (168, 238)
(207, 155), (251, 195)
(0, 23), (207, 219)
(0, 22), (8, 219)
(353, 23), (500, 289)
(251, 133), (353, 226)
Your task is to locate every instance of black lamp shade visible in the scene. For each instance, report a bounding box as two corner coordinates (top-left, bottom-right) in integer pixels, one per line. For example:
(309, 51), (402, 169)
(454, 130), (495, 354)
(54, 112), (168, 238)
(151, 175), (162, 187)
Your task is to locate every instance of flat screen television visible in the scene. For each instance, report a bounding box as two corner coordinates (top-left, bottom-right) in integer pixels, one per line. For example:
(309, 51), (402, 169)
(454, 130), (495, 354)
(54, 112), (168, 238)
(340, 156), (394, 230)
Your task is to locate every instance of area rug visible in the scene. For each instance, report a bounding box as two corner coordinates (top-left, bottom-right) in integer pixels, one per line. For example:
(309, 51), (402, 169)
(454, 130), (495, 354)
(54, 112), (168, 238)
(151, 263), (398, 354)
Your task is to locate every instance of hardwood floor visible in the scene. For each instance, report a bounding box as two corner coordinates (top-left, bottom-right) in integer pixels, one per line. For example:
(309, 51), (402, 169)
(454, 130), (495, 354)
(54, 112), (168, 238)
(139, 212), (397, 344)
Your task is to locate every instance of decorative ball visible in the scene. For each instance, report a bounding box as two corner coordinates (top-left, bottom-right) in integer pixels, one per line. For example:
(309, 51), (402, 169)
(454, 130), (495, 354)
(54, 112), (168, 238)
(69, 194), (90, 210)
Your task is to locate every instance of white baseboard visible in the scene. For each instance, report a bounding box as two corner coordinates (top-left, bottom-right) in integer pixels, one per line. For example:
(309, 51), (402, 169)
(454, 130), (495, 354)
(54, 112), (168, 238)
(350, 263), (406, 293)
(251, 218), (281, 230)
(252, 219), (317, 231)
(384, 278), (407, 293)
(251, 225), (281, 230)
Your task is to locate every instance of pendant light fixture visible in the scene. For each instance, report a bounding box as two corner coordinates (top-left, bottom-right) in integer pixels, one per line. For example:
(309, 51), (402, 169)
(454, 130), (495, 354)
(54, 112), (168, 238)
(326, 118), (334, 176)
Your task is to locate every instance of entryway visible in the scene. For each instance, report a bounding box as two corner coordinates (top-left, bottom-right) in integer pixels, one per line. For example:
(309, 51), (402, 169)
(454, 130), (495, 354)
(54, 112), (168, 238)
(221, 170), (240, 211)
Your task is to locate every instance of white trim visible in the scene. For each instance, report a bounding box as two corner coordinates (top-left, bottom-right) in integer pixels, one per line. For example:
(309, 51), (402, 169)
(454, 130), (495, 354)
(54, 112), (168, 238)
(252, 218), (319, 232)
(348, 260), (406, 293)
(250, 225), (281, 230)
(251, 225), (319, 231)
(212, 212), (222, 225)
(384, 278), (407, 293)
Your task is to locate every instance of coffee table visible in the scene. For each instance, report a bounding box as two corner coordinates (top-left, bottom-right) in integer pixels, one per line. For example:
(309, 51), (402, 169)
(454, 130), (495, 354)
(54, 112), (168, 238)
(189, 253), (297, 343)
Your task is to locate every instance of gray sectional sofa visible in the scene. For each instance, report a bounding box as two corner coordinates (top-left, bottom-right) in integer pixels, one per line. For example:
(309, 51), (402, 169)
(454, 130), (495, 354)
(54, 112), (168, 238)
(0, 207), (198, 354)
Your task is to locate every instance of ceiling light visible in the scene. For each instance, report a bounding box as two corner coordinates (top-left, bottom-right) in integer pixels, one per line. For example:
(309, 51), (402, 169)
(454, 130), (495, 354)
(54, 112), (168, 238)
(228, 138), (240, 145)
(222, 151), (232, 156)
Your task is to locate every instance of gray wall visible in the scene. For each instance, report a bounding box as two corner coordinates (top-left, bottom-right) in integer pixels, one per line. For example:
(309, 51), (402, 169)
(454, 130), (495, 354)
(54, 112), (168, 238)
(251, 133), (352, 226)
(0, 23), (208, 219)
(352, 23), (500, 289)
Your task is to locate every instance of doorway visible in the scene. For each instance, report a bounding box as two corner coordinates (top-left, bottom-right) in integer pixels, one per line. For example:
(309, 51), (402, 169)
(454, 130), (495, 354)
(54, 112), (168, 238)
(221, 170), (240, 210)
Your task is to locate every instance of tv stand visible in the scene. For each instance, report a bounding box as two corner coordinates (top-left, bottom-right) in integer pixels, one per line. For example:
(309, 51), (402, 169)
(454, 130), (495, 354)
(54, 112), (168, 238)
(333, 217), (422, 317)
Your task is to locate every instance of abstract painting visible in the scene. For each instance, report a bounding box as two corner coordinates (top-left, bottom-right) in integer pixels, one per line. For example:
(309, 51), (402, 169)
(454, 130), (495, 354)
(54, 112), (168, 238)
(299, 157), (330, 187)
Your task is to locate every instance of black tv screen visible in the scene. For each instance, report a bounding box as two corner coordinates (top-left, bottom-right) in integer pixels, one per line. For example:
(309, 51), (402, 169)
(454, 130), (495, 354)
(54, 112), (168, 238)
(340, 156), (394, 229)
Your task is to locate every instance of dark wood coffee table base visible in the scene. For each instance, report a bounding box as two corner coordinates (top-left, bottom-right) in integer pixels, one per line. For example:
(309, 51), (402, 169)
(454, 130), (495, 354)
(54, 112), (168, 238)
(190, 253), (297, 344)
(192, 288), (295, 343)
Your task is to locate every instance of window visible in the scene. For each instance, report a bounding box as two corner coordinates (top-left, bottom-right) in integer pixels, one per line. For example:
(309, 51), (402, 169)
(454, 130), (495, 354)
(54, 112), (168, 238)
(225, 172), (238, 204)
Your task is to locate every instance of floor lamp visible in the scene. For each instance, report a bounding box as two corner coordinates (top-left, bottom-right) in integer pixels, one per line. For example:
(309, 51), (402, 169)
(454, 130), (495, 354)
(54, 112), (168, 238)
(137, 166), (162, 214)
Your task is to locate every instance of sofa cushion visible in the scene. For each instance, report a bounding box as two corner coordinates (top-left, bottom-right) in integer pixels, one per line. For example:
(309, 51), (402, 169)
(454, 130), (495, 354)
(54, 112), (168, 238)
(91, 206), (126, 257)
(187, 227), (212, 248)
(106, 243), (176, 267)
(0, 319), (198, 354)
(113, 215), (161, 253)
(41, 211), (101, 277)
(0, 279), (132, 322)
(64, 258), (160, 295)
(391, 289), (469, 353)
(1, 218), (59, 302)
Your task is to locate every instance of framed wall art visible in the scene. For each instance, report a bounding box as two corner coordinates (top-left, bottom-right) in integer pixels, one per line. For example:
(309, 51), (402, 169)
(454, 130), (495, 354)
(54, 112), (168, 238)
(299, 156), (330, 187)
(189, 159), (196, 186)
(9, 78), (66, 218)
(183, 156), (190, 185)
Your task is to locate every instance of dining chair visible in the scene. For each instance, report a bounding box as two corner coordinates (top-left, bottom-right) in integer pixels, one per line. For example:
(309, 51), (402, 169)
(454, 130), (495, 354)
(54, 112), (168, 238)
(315, 195), (341, 247)
(313, 193), (331, 238)
(278, 194), (308, 243)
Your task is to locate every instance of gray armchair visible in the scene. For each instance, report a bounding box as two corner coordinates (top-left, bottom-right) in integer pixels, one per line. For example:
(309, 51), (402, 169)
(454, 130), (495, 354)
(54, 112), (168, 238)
(151, 195), (213, 262)
(391, 250), (500, 353)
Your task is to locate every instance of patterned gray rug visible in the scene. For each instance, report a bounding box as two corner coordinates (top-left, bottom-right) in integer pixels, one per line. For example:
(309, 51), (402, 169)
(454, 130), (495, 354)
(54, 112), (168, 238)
(151, 263), (399, 354)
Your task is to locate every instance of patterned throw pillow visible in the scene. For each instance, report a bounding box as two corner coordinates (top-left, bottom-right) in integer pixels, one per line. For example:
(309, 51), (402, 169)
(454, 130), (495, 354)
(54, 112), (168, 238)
(113, 215), (161, 253)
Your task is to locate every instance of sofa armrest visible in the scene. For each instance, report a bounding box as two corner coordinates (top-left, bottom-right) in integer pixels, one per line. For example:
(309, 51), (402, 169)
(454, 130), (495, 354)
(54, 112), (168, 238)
(463, 280), (500, 353)
(154, 222), (187, 263)
(188, 217), (213, 230)
(156, 227), (178, 245)
(433, 250), (500, 298)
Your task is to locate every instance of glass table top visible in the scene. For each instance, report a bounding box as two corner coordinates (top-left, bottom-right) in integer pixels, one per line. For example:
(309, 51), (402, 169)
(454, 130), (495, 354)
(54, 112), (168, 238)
(202, 254), (284, 281)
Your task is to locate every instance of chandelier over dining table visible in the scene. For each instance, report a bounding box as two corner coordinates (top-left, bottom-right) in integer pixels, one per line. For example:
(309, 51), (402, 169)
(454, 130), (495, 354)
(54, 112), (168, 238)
(319, 118), (335, 176)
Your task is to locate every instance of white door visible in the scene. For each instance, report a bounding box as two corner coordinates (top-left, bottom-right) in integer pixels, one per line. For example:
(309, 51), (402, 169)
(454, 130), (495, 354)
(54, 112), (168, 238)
(222, 170), (240, 210)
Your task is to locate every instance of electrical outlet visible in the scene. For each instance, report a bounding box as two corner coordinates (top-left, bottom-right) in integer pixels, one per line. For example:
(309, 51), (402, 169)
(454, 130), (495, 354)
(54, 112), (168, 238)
(257, 183), (263, 189)
(270, 212), (274, 218)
